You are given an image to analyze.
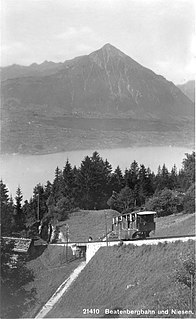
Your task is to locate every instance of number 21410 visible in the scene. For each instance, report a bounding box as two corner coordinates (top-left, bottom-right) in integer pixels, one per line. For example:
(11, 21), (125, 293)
(83, 309), (100, 315)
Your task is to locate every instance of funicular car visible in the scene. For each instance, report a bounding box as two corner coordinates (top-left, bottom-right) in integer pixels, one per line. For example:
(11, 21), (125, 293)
(111, 211), (156, 240)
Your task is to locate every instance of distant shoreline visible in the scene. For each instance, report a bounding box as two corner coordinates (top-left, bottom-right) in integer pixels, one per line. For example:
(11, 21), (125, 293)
(1, 143), (194, 157)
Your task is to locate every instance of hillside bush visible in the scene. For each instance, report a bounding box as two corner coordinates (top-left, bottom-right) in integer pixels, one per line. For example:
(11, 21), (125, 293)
(108, 186), (135, 213)
(1, 239), (36, 318)
(172, 241), (195, 312)
(182, 184), (195, 214)
(146, 188), (183, 217)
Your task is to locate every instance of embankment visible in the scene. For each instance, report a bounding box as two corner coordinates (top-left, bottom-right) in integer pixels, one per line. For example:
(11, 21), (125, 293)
(47, 240), (195, 318)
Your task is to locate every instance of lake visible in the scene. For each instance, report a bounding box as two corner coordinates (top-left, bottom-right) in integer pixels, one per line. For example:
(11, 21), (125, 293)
(0, 146), (193, 201)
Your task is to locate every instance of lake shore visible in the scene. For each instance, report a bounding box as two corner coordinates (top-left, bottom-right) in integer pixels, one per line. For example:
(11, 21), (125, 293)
(0, 146), (194, 201)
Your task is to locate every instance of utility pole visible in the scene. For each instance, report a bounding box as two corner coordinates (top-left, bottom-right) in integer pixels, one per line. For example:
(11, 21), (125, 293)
(190, 273), (195, 313)
(105, 211), (108, 246)
(66, 225), (69, 262)
(37, 192), (40, 222)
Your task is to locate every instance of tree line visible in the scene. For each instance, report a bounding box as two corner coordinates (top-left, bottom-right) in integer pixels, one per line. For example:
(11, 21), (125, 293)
(1, 151), (195, 238)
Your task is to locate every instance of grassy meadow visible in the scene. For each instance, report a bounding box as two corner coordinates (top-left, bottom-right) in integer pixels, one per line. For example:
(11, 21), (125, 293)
(47, 240), (195, 318)
(152, 213), (195, 238)
(65, 209), (120, 242)
(65, 210), (195, 242)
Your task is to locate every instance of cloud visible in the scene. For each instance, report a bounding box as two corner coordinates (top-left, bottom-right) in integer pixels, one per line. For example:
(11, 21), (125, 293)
(56, 27), (78, 39)
(1, 41), (29, 65)
(54, 26), (102, 59)
(56, 26), (93, 40)
(184, 36), (196, 80)
(75, 43), (95, 53)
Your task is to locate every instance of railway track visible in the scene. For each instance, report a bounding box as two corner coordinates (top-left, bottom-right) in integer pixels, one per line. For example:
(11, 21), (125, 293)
(49, 234), (196, 263)
(48, 234), (195, 246)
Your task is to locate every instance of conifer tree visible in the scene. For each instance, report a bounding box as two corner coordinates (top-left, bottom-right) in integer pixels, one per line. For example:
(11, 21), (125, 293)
(63, 159), (75, 197)
(8, 195), (15, 230)
(155, 164), (170, 191)
(77, 156), (93, 209)
(33, 184), (48, 221)
(138, 164), (153, 205)
(124, 161), (140, 206)
(129, 160), (139, 189)
(44, 181), (52, 200)
(0, 180), (13, 235)
(124, 168), (129, 186)
(14, 186), (25, 232)
(102, 158), (113, 202)
(161, 164), (170, 189)
(0, 179), (9, 205)
(155, 165), (161, 191)
(77, 152), (112, 209)
(72, 165), (79, 198)
(52, 166), (64, 203)
(169, 164), (178, 189)
(109, 165), (124, 193)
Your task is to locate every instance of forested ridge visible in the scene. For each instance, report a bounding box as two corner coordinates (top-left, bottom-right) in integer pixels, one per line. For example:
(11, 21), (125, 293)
(1, 151), (195, 239)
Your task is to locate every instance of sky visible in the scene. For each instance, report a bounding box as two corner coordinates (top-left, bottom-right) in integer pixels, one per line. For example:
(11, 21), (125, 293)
(1, 0), (195, 84)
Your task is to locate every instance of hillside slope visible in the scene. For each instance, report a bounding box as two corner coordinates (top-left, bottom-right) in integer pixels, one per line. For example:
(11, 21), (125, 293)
(178, 80), (195, 103)
(47, 240), (195, 318)
(152, 213), (195, 237)
(65, 209), (120, 242)
(24, 245), (81, 318)
(65, 210), (195, 242)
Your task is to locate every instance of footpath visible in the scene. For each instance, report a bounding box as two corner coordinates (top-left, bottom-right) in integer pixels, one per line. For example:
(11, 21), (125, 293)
(34, 261), (87, 319)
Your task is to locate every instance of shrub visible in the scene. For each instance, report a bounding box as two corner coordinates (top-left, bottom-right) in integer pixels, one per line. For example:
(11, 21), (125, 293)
(146, 188), (183, 217)
(182, 184), (195, 214)
(110, 186), (134, 213)
(173, 241), (195, 312)
(1, 239), (36, 318)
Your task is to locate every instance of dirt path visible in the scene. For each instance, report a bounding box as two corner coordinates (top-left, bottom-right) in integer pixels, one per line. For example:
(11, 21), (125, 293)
(34, 261), (87, 319)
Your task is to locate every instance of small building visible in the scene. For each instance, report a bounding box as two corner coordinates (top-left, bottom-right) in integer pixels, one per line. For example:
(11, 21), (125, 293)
(2, 236), (33, 253)
(2, 236), (34, 267)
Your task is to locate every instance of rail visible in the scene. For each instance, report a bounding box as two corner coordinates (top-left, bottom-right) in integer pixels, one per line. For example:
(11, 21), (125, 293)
(49, 234), (195, 246)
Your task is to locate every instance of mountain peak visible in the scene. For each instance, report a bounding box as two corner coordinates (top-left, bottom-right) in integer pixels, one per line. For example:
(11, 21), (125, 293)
(102, 43), (116, 49)
(101, 43), (125, 56)
(89, 43), (125, 65)
(89, 43), (143, 71)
